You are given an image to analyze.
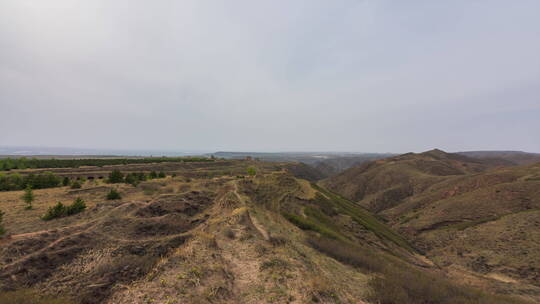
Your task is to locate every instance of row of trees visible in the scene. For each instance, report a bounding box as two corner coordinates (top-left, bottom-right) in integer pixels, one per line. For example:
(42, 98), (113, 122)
(0, 172), (61, 191)
(0, 157), (213, 171)
(109, 170), (167, 185)
(0, 169), (171, 192)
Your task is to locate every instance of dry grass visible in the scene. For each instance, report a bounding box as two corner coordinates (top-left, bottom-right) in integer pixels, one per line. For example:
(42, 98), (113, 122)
(0, 290), (75, 304)
(307, 236), (531, 304)
(307, 236), (386, 273)
(367, 266), (531, 304)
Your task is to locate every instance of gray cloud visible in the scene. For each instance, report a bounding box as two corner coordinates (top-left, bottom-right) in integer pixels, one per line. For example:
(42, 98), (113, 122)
(1, 0), (539, 153)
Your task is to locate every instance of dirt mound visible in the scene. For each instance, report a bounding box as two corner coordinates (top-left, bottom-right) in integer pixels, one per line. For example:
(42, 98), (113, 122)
(135, 191), (214, 218)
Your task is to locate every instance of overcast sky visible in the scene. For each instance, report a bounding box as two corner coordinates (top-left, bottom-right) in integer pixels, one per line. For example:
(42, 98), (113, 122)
(1, 1), (539, 153)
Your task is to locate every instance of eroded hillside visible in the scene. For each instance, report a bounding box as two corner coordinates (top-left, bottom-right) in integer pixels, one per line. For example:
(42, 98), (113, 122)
(323, 150), (540, 301)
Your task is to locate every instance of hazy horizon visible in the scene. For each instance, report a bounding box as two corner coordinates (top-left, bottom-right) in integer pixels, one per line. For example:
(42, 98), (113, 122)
(1, 144), (539, 157)
(2, 1), (539, 153)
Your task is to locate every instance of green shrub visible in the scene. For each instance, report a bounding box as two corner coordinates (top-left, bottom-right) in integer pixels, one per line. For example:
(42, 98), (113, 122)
(62, 177), (70, 186)
(247, 167), (256, 176)
(66, 197), (86, 215)
(42, 198), (86, 221)
(42, 202), (67, 220)
(21, 185), (35, 210)
(70, 181), (82, 189)
(158, 171), (166, 178)
(149, 171), (158, 179)
(106, 189), (122, 200)
(108, 169), (124, 183)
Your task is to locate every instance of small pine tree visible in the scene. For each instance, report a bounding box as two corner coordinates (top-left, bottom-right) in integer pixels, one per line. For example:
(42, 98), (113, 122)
(158, 171), (166, 178)
(62, 176), (70, 186)
(106, 189), (122, 200)
(21, 185), (35, 210)
(42, 202), (66, 220)
(66, 197), (86, 215)
(108, 169), (124, 183)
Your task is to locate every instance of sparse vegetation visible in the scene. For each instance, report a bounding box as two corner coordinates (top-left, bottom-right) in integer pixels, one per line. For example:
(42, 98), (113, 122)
(21, 185), (35, 210)
(259, 258), (289, 271)
(106, 188), (122, 200)
(307, 236), (386, 273)
(367, 265), (530, 304)
(62, 176), (70, 186)
(158, 171), (166, 178)
(140, 181), (161, 195)
(309, 277), (338, 303)
(312, 183), (414, 251)
(308, 236), (529, 304)
(282, 212), (343, 240)
(70, 180), (82, 189)
(42, 198), (86, 220)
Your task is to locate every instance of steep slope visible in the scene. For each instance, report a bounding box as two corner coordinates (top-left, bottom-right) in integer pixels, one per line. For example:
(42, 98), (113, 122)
(323, 150), (540, 300)
(388, 163), (540, 296)
(321, 149), (493, 212)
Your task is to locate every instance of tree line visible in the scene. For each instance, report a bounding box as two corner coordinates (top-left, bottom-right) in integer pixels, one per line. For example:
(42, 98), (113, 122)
(0, 156), (213, 171)
(0, 172), (61, 191)
(108, 169), (167, 185)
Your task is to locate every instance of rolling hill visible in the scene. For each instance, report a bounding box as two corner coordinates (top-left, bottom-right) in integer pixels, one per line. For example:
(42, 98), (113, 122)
(322, 150), (540, 300)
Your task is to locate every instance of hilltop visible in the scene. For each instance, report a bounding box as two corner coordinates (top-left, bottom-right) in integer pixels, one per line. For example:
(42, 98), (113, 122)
(457, 151), (540, 165)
